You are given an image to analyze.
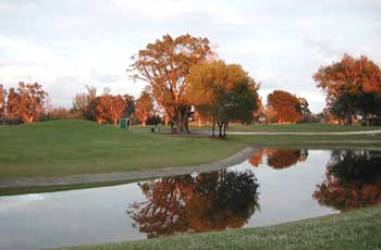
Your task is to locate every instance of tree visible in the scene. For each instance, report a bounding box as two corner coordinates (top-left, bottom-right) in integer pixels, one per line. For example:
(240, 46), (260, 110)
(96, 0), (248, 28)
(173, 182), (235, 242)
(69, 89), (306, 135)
(135, 90), (153, 126)
(6, 82), (47, 123)
(0, 84), (5, 120)
(96, 95), (126, 125)
(267, 90), (302, 123)
(73, 85), (98, 120)
(131, 34), (213, 134)
(314, 54), (381, 125)
(298, 97), (311, 122)
(186, 61), (259, 138)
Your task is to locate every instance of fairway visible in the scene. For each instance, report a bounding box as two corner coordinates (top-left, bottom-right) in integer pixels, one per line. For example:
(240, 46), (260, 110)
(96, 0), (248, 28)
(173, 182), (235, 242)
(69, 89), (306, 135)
(0, 120), (243, 179)
(1, 120), (381, 182)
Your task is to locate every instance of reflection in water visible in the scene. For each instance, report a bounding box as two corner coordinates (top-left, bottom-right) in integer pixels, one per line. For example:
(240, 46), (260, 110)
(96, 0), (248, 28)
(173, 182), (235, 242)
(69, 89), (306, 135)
(128, 169), (259, 238)
(313, 150), (381, 211)
(249, 149), (308, 169)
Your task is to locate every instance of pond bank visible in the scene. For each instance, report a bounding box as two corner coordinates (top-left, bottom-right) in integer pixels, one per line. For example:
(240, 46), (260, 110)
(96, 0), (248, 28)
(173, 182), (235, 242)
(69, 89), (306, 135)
(57, 205), (381, 250)
(0, 146), (257, 189)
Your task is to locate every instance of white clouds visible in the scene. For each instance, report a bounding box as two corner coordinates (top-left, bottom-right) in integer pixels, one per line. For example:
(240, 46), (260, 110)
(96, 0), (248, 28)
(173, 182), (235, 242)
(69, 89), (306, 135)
(0, 0), (380, 112)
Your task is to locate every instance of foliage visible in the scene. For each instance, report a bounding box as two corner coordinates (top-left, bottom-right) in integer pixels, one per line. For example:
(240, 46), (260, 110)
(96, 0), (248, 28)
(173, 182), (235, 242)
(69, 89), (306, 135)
(135, 90), (153, 126)
(186, 61), (259, 137)
(131, 34), (213, 134)
(95, 95), (126, 125)
(73, 85), (98, 120)
(314, 54), (381, 124)
(42, 108), (82, 121)
(4, 82), (48, 123)
(0, 84), (5, 120)
(267, 90), (302, 123)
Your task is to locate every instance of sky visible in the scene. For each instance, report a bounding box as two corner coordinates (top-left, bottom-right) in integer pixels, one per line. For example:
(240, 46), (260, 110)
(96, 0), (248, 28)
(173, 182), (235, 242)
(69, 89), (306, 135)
(0, 0), (380, 113)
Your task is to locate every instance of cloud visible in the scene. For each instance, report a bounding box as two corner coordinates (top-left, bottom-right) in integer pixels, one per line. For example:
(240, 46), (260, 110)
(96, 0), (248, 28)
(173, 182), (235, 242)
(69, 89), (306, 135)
(0, 0), (380, 113)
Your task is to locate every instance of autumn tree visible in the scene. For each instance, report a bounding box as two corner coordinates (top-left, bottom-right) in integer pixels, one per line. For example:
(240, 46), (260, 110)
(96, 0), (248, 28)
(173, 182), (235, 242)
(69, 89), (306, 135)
(186, 61), (259, 138)
(267, 90), (302, 124)
(95, 95), (126, 125)
(135, 90), (153, 126)
(73, 85), (98, 120)
(5, 82), (48, 123)
(314, 54), (381, 125)
(0, 84), (5, 121)
(131, 34), (213, 134)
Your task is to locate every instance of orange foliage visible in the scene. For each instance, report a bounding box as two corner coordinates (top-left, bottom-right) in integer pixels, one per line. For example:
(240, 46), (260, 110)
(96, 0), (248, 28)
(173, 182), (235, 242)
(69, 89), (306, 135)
(131, 34), (213, 133)
(6, 82), (48, 123)
(314, 54), (381, 103)
(267, 90), (302, 124)
(135, 91), (153, 126)
(96, 95), (126, 125)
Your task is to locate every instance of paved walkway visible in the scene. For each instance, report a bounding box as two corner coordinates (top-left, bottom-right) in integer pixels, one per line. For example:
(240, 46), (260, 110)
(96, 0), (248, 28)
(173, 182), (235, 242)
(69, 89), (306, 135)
(195, 130), (381, 136)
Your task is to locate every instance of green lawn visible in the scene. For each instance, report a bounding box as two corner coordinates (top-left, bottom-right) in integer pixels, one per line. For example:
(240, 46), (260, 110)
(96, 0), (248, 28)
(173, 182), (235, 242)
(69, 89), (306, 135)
(130, 123), (381, 133)
(1, 120), (380, 180)
(57, 205), (381, 250)
(0, 120), (243, 179)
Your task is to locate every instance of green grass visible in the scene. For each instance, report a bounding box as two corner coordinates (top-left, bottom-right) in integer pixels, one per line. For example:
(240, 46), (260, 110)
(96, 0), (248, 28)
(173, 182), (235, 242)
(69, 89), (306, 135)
(0, 120), (244, 179)
(57, 205), (381, 250)
(187, 123), (381, 132)
(1, 120), (380, 181)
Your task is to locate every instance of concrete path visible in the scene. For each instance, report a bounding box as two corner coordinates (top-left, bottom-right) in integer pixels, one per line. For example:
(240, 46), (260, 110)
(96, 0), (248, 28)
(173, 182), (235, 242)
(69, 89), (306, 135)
(195, 130), (381, 136)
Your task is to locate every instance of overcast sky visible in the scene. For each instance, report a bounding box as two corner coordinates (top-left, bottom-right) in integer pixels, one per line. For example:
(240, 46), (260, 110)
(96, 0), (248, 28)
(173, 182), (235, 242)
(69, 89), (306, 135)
(0, 0), (380, 113)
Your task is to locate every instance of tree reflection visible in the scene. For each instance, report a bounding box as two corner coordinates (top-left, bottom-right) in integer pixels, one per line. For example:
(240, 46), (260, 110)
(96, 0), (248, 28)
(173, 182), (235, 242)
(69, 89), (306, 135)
(249, 149), (308, 169)
(313, 150), (381, 211)
(128, 170), (259, 238)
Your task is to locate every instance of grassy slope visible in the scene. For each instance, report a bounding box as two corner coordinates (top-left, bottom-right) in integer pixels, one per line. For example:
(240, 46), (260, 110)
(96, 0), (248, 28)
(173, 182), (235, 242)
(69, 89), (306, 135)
(184, 123), (381, 132)
(0, 120), (243, 179)
(58, 205), (381, 250)
(0, 120), (380, 180)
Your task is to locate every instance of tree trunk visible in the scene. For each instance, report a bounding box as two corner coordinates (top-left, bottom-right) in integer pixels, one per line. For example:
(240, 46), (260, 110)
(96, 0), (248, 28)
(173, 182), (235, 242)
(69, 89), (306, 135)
(218, 123), (223, 138)
(212, 116), (216, 137)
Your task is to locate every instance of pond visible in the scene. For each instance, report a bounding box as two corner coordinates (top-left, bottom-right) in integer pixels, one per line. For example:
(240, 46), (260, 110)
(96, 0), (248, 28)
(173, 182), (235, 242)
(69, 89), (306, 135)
(1, 149), (381, 250)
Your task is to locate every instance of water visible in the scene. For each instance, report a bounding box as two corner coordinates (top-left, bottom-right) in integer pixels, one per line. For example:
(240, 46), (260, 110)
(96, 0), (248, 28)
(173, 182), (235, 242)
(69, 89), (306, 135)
(1, 149), (380, 250)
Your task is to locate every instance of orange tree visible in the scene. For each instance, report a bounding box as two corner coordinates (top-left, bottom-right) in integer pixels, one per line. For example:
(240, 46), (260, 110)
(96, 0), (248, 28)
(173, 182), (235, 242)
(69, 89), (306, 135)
(130, 34), (213, 134)
(314, 54), (381, 125)
(0, 84), (5, 120)
(6, 82), (48, 123)
(267, 90), (302, 123)
(95, 95), (126, 125)
(186, 61), (259, 137)
(135, 90), (153, 126)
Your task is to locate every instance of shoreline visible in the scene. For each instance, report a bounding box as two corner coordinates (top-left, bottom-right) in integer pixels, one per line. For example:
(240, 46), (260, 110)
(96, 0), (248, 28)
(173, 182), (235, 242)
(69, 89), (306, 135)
(0, 146), (257, 189)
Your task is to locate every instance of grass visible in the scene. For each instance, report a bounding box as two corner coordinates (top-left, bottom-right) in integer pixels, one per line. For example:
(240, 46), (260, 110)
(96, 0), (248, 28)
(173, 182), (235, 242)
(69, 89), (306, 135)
(1, 120), (380, 181)
(0, 120), (244, 179)
(57, 205), (381, 250)
(129, 123), (381, 133)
